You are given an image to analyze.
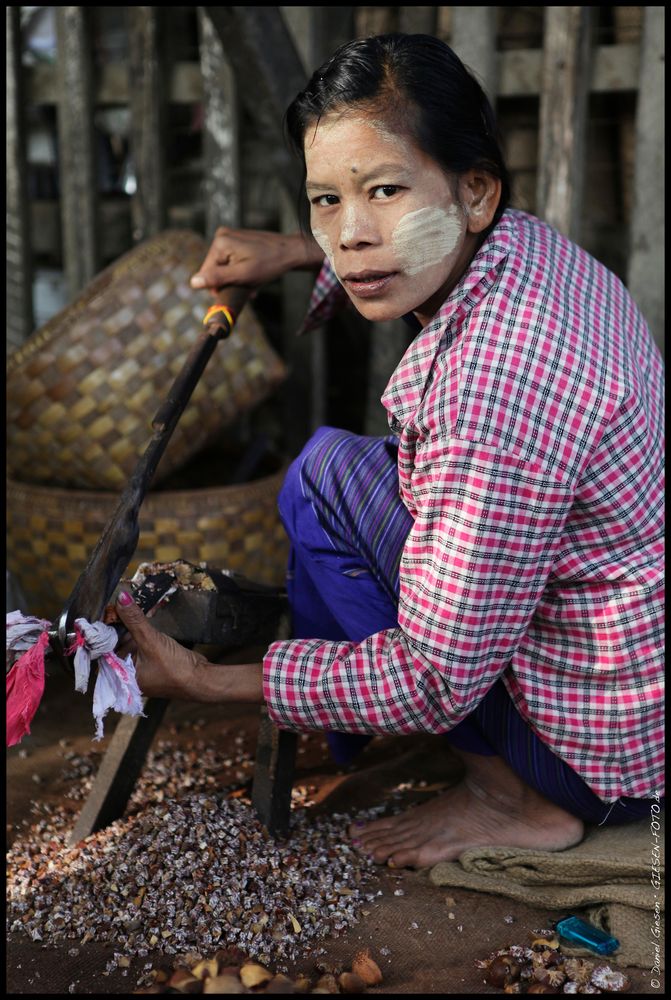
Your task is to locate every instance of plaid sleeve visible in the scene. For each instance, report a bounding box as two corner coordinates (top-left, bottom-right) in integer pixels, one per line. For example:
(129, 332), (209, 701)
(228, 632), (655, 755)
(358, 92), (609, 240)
(262, 441), (574, 735)
(297, 258), (350, 336)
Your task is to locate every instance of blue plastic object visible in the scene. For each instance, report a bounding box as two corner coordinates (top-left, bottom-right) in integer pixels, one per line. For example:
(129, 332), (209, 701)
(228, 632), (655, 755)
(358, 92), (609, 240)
(555, 916), (619, 955)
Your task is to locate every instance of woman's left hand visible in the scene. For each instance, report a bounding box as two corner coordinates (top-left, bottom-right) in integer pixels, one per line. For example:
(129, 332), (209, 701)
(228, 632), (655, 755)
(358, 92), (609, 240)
(115, 592), (210, 701)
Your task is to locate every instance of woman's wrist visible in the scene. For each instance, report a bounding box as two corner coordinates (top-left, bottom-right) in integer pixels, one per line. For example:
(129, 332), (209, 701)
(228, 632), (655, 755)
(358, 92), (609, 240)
(193, 661), (265, 704)
(285, 232), (325, 272)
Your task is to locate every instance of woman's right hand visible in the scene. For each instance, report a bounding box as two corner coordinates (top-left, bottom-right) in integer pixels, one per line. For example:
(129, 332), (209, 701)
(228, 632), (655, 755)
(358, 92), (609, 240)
(190, 227), (323, 293)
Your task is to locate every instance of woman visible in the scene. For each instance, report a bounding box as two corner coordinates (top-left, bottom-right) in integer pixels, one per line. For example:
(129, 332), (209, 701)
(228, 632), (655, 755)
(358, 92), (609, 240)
(116, 34), (664, 868)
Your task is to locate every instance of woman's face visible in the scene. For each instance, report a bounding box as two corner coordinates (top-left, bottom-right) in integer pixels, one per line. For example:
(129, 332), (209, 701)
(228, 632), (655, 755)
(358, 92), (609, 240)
(304, 112), (483, 326)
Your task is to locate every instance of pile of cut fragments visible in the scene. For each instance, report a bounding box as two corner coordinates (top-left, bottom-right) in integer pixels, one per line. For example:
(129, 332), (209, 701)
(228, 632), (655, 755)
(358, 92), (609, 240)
(133, 946), (383, 993)
(103, 560), (218, 623)
(7, 734), (384, 990)
(477, 931), (632, 993)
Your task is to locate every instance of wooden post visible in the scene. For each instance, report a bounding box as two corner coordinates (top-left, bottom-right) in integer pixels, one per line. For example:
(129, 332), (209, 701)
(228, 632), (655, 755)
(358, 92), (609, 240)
(279, 6), (318, 450)
(398, 8), (438, 35)
(365, 320), (413, 436)
(451, 6), (499, 102)
(68, 699), (170, 845)
(203, 6), (305, 205)
(627, 6), (664, 355)
(129, 7), (167, 243)
(536, 7), (593, 241)
(197, 8), (241, 233)
(55, 6), (99, 299)
(279, 188), (318, 452)
(6, 6), (34, 351)
(279, 7), (358, 447)
(251, 707), (298, 838)
(282, 5), (355, 68)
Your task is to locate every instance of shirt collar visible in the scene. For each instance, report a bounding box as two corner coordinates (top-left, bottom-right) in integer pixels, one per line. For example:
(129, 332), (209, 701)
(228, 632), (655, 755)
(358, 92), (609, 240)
(381, 209), (516, 427)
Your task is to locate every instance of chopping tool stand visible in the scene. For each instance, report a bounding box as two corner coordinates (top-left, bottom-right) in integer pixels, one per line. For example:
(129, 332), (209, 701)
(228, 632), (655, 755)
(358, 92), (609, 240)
(48, 287), (298, 844)
(67, 588), (298, 846)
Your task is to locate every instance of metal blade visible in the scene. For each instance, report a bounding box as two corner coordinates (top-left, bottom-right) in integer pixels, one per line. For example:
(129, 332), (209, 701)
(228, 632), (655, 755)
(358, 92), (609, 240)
(50, 287), (252, 664)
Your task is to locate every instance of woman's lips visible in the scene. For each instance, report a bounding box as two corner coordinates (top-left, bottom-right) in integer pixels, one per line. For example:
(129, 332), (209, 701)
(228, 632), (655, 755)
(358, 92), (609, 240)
(342, 271), (398, 297)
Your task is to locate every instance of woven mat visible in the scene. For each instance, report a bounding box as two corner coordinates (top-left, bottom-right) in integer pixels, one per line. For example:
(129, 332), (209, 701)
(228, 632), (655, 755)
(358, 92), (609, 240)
(430, 819), (665, 969)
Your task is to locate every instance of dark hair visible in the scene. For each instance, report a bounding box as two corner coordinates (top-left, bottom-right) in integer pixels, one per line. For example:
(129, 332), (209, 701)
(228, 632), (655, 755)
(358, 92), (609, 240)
(285, 33), (510, 233)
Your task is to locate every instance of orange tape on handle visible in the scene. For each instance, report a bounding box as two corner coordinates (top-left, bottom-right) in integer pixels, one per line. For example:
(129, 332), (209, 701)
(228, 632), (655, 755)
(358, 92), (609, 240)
(203, 304), (236, 329)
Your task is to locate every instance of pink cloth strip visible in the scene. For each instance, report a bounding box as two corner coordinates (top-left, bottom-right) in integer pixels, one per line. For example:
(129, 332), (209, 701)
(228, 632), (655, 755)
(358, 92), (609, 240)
(6, 611), (144, 746)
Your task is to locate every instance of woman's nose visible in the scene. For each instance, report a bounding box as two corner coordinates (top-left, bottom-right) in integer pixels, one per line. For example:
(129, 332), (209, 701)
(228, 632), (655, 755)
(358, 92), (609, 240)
(339, 205), (379, 249)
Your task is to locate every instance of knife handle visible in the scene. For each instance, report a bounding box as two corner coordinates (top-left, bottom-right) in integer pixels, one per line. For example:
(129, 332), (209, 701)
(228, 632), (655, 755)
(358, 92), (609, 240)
(203, 285), (253, 337)
(151, 286), (253, 433)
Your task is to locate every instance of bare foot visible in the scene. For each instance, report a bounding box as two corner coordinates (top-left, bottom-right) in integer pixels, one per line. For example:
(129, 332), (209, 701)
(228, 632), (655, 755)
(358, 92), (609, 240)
(348, 751), (584, 868)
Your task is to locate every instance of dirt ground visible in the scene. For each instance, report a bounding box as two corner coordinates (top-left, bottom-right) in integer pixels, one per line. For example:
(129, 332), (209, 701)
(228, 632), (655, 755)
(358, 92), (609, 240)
(6, 661), (662, 995)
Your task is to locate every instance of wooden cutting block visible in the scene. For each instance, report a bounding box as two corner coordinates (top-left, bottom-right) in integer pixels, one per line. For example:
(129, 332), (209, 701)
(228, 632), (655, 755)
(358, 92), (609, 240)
(68, 563), (295, 845)
(145, 576), (289, 648)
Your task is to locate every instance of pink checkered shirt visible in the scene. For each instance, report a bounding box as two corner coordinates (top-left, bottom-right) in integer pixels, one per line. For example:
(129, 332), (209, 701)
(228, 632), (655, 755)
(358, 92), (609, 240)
(263, 209), (664, 802)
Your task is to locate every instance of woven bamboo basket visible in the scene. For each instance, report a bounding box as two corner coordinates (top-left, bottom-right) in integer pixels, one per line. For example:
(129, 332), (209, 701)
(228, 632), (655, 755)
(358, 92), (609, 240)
(6, 229), (287, 491)
(6, 467), (290, 622)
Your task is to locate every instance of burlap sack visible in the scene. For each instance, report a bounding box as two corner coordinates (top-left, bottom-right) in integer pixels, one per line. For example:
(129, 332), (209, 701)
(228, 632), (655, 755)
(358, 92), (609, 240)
(429, 819), (665, 969)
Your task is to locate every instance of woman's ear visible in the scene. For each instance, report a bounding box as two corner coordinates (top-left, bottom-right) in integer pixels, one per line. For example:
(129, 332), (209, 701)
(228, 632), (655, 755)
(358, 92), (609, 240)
(458, 170), (502, 234)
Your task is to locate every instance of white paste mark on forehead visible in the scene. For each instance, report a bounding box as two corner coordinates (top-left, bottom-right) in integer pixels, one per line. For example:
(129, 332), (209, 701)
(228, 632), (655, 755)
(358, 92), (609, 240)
(310, 113), (409, 154)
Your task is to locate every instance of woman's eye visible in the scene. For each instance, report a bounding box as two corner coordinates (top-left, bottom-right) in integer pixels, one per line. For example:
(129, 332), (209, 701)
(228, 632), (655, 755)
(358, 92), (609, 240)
(372, 185), (401, 199)
(312, 194), (339, 207)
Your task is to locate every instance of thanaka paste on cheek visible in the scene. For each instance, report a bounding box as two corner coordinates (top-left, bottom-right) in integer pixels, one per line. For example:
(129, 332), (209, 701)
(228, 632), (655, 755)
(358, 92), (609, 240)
(311, 227), (336, 270)
(392, 204), (464, 275)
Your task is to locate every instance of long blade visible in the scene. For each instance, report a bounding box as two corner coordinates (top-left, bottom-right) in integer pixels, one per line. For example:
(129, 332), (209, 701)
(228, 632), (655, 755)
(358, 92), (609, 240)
(51, 288), (251, 659)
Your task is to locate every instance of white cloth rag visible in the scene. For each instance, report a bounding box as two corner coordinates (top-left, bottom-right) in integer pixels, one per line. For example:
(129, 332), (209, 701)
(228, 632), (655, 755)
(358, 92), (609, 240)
(71, 618), (145, 740)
